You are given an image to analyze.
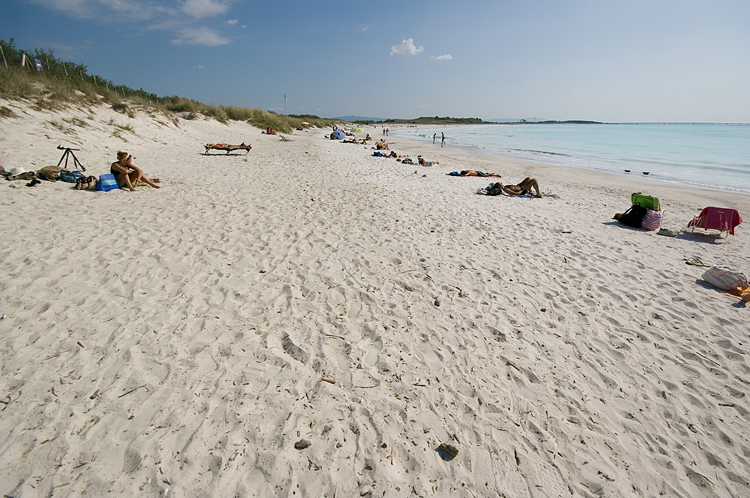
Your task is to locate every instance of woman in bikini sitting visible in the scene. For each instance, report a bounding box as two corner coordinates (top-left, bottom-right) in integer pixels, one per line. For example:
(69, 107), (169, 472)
(111, 151), (160, 191)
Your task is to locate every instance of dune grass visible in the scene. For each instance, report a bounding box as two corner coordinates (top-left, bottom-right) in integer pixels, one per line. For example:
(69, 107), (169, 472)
(1, 38), (341, 133)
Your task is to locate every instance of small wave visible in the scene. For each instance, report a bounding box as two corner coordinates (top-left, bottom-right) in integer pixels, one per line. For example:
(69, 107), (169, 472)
(510, 148), (573, 158)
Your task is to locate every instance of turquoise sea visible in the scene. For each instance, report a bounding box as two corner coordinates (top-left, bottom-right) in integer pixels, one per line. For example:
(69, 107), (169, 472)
(392, 124), (750, 194)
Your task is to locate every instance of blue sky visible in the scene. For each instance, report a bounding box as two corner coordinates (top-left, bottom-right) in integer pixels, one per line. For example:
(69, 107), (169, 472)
(2, 0), (749, 122)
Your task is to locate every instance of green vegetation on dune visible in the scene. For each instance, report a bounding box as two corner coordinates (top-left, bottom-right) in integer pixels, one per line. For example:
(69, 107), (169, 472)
(0, 38), (338, 133)
(381, 116), (485, 125)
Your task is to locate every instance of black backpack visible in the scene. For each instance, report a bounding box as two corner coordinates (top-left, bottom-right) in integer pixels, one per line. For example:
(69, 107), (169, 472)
(615, 205), (647, 228)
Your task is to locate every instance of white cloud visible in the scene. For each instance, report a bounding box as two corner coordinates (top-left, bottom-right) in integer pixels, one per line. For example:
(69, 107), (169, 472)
(182, 0), (232, 19)
(432, 54), (453, 61)
(171, 27), (230, 46)
(390, 38), (424, 56)
(362, 24), (369, 32)
(31, 0), (235, 46)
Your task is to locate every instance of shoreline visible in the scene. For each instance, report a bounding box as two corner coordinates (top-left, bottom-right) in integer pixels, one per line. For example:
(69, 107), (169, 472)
(379, 129), (750, 214)
(2, 101), (749, 497)
(389, 122), (750, 196)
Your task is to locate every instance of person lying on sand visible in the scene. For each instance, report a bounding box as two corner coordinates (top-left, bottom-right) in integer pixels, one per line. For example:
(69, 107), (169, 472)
(111, 151), (160, 191)
(448, 170), (500, 177)
(491, 177), (541, 197)
(417, 156), (439, 166)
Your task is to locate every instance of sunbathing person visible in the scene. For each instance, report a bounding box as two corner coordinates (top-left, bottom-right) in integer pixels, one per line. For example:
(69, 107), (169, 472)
(417, 156), (439, 166)
(448, 170), (501, 177)
(372, 150), (399, 158)
(492, 177), (541, 197)
(111, 151), (160, 191)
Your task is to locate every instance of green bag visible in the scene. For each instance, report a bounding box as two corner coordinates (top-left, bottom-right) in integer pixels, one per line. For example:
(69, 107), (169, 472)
(631, 192), (660, 211)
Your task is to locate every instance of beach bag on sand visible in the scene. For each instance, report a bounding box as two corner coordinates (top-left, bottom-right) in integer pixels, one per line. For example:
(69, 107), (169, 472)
(485, 183), (504, 196)
(615, 205), (647, 228)
(95, 173), (120, 191)
(59, 170), (84, 183)
(702, 266), (748, 291)
(641, 209), (663, 231)
(632, 193), (661, 211)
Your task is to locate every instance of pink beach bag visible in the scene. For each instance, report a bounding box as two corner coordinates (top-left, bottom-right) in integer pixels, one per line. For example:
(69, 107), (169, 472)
(641, 209), (663, 231)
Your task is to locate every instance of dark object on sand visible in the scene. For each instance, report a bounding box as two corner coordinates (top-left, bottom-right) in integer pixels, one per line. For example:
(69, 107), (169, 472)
(294, 439), (311, 450)
(642, 171), (650, 175)
(437, 443), (459, 460)
(614, 205), (647, 228)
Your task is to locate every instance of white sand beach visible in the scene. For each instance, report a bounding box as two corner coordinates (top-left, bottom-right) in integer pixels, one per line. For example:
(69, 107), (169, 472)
(1, 100), (750, 497)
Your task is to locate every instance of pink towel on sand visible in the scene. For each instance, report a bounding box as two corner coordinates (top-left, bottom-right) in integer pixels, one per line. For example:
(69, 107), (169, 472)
(688, 207), (743, 235)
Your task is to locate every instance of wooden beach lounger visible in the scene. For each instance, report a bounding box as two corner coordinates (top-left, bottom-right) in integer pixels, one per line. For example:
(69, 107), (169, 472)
(204, 143), (252, 155)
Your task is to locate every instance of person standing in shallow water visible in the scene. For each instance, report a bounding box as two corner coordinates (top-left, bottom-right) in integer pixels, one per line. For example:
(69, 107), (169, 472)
(441, 132), (445, 147)
(433, 133), (436, 144)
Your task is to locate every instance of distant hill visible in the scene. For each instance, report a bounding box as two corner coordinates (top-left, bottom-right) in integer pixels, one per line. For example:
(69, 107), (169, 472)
(334, 116), (387, 123)
(487, 118), (536, 123)
(383, 116), (485, 125)
(335, 116), (603, 125)
(487, 118), (548, 123)
(487, 118), (603, 124)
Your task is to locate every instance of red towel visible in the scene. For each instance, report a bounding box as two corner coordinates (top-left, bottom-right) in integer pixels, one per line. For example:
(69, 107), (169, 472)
(690, 207), (743, 235)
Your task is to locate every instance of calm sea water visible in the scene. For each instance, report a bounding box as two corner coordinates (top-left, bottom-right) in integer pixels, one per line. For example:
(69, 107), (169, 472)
(391, 124), (750, 194)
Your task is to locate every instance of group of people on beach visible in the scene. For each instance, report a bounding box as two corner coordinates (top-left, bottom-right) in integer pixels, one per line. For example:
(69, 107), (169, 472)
(330, 126), (542, 197)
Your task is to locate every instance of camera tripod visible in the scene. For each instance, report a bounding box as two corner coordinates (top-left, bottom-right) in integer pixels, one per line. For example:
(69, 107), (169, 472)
(56, 145), (86, 171)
